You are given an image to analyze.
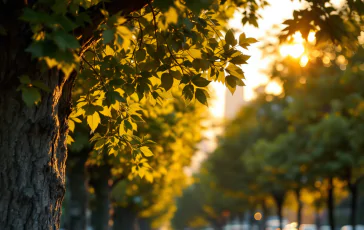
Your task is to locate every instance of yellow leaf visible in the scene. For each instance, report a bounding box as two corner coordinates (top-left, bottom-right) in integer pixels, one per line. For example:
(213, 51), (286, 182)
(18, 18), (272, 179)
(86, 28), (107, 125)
(119, 121), (125, 136)
(87, 112), (100, 131)
(67, 135), (74, 145)
(138, 167), (146, 178)
(68, 120), (75, 132)
(189, 49), (202, 59)
(165, 7), (178, 25)
(145, 172), (154, 183)
(105, 45), (115, 56)
(100, 106), (112, 117)
(140, 146), (153, 157)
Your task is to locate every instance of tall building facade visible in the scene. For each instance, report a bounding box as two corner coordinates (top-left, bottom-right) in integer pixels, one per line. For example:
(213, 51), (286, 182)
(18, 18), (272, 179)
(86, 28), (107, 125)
(224, 86), (246, 119)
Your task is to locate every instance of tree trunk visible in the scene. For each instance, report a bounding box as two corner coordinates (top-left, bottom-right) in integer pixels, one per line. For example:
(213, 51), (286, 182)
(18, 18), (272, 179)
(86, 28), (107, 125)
(295, 188), (303, 230)
(315, 205), (321, 230)
(65, 147), (91, 230)
(272, 192), (285, 230)
(250, 210), (256, 230)
(0, 2), (75, 229)
(261, 199), (268, 230)
(348, 183), (357, 230)
(327, 177), (335, 230)
(112, 205), (137, 230)
(138, 217), (151, 230)
(90, 164), (111, 230)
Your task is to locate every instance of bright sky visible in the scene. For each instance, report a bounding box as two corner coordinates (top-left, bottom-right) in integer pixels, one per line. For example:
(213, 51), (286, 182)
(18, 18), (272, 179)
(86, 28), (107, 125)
(209, 0), (304, 119)
(186, 0), (305, 175)
(188, 0), (346, 174)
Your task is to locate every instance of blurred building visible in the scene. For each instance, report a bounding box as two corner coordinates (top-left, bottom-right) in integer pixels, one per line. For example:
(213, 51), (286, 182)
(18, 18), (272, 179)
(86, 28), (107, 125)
(225, 86), (247, 119)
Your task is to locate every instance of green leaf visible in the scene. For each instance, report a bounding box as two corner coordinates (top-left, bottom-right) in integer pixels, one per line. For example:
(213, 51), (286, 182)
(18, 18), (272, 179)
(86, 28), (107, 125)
(26, 40), (57, 58)
(124, 119), (133, 132)
(239, 33), (246, 44)
(53, 30), (80, 50)
(21, 87), (41, 107)
(161, 73), (174, 91)
(239, 32), (258, 48)
(245, 37), (258, 44)
(103, 29), (114, 44)
(170, 70), (182, 80)
(83, 104), (103, 116)
(225, 75), (237, 94)
(119, 122), (125, 135)
(19, 75), (31, 84)
(225, 63), (245, 79)
(135, 49), (146, 62)
(182, 84), (194, 102)
(180, 75), (191, 85)
(94, 138), (107, 150)
(192, 76), (211, 87)
(230, 54), (250, 65)
(32, 81), (50, 92)
(140, 146), (153, 157)
(225, 29), (236, 46)
(195, 88), (208, 106)
(192, 59), (210, 71)
(87, 112), (100, 131)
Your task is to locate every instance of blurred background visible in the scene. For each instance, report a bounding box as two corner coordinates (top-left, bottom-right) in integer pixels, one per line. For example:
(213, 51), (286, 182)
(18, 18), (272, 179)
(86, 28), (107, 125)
(60, 0), (364, 229)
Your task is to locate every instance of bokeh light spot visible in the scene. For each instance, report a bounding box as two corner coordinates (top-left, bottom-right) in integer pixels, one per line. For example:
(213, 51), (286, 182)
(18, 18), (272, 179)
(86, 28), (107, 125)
(254, 212), (262, 220)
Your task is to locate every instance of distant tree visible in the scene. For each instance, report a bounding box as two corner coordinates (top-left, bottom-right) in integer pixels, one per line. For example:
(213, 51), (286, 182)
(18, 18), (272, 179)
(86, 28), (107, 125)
(0, 0), (362, 228)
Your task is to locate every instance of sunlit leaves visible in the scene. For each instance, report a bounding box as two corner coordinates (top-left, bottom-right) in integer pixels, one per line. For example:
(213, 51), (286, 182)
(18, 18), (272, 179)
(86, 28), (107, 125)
(225, 29), (237, 46)
(225, 63), (245, 79)
(192, 75), (211, 87)
(195, 88), (209, 106)
(182, 84), (195, 102)
(87, 112), (101, 132)
(239, 33), (258, 49)
(140, 146), (153, 157)
(135, 49), (147, 62)
(161, 73), (174, 91)
(231, 54), (250, 65)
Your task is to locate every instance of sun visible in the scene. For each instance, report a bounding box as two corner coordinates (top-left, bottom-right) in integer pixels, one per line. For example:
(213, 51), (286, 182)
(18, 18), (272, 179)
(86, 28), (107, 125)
(279, 32), (312, 59)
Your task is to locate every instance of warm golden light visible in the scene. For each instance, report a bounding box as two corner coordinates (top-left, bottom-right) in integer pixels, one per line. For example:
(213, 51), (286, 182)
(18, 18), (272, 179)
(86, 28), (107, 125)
(292, 32), (304, 43)
(290, 44), (305, 58)
(308, 31), (316, 43)
(279, 44), (304, 58)
(300, 55), (309, 67)
(323, 56), (331, 65)
(266, 80), (282, 95)
(299, 77), (306, 84)
(279, 45), (291, 57)
(254, 212), (262, 221)
(336, 55), (347, 65)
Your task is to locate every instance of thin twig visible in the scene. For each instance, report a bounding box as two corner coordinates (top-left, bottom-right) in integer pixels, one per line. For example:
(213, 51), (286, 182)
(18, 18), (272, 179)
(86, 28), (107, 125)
(148, 1), (159, 48)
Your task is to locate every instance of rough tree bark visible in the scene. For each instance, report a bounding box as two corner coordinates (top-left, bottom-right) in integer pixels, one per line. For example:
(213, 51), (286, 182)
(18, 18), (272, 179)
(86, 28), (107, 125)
(0, 2), (73, 229)
(0, 0), (149, 229)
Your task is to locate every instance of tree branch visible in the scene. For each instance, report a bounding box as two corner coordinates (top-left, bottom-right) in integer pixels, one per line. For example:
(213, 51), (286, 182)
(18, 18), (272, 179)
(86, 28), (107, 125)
(76, 0), (150, 54)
